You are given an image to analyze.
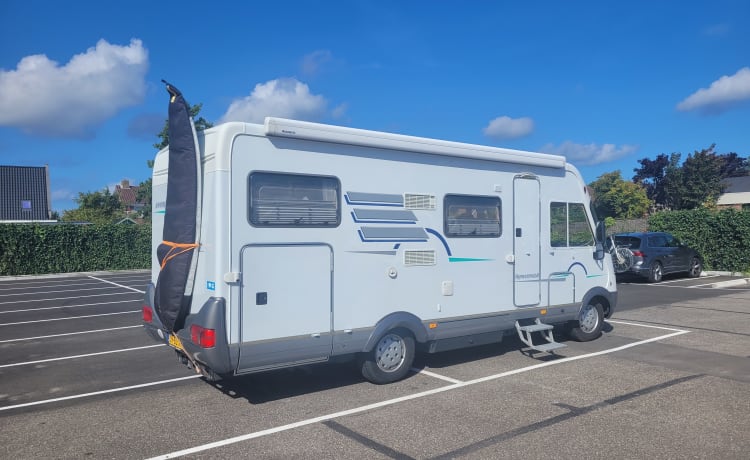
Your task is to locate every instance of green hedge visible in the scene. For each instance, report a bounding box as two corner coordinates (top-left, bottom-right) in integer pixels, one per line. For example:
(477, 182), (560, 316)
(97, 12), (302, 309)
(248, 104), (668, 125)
(648, 209), (750, 272)
(0, 224), (151, 276)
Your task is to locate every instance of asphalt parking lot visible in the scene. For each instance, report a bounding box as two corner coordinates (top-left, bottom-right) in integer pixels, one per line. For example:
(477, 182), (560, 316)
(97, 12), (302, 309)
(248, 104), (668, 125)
(1, 271), (749, 459)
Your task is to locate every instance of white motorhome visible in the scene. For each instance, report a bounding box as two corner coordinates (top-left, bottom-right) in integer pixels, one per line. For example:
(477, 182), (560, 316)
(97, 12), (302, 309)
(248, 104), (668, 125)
(142, 118), (617, 384)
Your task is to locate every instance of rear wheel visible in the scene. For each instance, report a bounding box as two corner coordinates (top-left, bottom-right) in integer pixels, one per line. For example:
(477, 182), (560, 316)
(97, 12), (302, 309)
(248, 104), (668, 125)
(360, 329), (415, 384)
(648, 261), (663, 283)
(687, 257), (702, 278)
(568, 301), (604, 342)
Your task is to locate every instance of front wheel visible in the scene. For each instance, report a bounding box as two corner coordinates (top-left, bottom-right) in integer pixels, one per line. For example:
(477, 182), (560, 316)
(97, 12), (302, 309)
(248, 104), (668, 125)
(568, 302), (604, 342)
(687, 257), (702, 278)
(360, 329), (415, 384)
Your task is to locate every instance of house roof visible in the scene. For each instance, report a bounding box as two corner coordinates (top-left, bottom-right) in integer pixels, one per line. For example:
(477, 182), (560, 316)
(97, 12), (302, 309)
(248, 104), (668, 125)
(0, 165), (52, 221)
(114, 180), (141, 206)
(717, 176), (750, 205)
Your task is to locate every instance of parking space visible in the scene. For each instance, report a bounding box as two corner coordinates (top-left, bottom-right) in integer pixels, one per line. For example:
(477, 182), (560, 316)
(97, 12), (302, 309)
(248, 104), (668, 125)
(0, 271), (749, 459)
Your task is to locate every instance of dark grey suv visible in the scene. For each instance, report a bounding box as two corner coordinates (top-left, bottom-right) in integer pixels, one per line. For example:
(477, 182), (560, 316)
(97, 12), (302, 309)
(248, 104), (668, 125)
(613, 232), (702, 282)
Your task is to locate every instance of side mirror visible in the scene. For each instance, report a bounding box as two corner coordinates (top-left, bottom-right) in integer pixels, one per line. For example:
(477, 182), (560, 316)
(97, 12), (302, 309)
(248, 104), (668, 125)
(594, 220), (606, 261)
(594, 242), (605, 261)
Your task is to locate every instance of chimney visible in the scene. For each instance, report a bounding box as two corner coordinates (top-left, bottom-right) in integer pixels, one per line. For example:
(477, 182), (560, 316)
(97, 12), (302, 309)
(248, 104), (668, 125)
(121, 179), (130, 188)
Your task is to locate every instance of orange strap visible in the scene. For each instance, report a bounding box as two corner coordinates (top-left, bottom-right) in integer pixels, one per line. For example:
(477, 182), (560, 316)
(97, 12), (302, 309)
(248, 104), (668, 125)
(160, 241), (200, 270)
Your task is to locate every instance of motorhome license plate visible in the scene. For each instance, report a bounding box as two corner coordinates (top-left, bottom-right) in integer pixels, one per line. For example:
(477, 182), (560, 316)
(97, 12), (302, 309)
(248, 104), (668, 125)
(168, 334), (184, 351)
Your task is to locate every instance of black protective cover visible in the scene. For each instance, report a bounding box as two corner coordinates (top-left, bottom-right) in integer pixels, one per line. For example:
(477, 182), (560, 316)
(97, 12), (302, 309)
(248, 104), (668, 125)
(153, 81), (201, 332)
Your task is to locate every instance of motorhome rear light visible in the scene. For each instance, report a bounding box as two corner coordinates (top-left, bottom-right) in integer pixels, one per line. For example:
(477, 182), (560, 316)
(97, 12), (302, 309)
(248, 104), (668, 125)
(142, 306), (153, 323)
(190, 324), (216, 348)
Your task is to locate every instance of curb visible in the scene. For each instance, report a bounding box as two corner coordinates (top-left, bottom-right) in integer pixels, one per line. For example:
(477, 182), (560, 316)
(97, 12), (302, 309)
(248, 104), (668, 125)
(705, 278), (750, 289)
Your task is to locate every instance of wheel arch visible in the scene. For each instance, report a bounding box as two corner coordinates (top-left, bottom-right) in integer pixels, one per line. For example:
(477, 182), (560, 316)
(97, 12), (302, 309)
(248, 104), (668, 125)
(581, 286), (616, 319)
(363, 312), (428, 353)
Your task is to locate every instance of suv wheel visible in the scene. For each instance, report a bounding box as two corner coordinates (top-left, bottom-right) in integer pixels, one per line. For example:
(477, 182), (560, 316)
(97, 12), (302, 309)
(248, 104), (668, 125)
(648, 261), (663, 283)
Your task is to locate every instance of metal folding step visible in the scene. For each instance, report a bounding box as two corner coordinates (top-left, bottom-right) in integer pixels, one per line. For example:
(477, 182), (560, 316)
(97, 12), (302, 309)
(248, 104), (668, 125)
(515, 319), (567, 354)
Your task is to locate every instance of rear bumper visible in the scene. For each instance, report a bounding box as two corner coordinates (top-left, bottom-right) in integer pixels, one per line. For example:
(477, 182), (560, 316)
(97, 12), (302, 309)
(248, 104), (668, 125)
(142, 283), (234, 376)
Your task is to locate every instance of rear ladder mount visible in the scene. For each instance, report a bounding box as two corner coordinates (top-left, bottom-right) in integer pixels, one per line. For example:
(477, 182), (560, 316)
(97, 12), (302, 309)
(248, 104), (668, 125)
(515, 319), (567, 354)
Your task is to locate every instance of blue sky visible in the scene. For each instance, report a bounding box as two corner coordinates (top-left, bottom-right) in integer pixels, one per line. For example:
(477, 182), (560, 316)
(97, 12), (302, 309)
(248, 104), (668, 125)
(1, 0), (748, 213)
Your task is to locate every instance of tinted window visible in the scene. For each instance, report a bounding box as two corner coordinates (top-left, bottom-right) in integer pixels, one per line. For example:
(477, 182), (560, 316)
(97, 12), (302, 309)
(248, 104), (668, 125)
(249, 172), (340, 227)
(444, 194), (501, 238)
(648, 235), (668, 248)
(614, 236), (641, 249)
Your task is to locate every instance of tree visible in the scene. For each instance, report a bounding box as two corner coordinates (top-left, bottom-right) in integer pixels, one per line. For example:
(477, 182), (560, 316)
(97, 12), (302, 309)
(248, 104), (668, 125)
(635, 145), (747, 211)
(675, 146), (723, 209)
(633, 153), (670, 207)
(589, 171), (651, 219)
(716, 151), (749, 178)
(61, 188), (124, 224)
(153, 103), (213, 151)
(136, 177), (152, 221)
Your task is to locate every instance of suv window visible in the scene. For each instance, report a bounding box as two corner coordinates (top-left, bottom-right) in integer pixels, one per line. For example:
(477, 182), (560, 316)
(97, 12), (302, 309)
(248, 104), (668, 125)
(614, 236), (641, 249)
(648, 235), (668, 248)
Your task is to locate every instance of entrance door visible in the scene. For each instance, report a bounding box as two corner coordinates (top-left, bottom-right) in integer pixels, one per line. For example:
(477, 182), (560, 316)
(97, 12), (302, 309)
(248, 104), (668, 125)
(238, 244), (332, 371)
(513, 176), (541, 306)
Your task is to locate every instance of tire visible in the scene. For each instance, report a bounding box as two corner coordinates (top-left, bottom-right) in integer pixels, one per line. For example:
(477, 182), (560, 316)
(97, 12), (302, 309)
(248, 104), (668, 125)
(687, 257), (702, 278)
(568, 302), (604, 342)
(360, 329), (415, 384)
(648, 261), (663, 283)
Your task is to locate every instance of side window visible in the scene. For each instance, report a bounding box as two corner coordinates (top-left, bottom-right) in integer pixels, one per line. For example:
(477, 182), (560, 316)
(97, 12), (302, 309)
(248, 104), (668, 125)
(550, 202), (594, 247)
(568, 203), (594, 246)
(648, 235), (667, 248)
(444, 194), (501, 238)
(249, 172), (340, 227)
(550, 202), (567, 247)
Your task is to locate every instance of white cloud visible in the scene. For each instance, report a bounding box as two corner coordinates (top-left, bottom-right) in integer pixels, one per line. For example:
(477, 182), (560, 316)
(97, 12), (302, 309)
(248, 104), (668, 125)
(219, 78), (327, 123)
(676, 67), (750, 114)
(0, 39), (148, 138)
(331, 103), (348, 119)
(482, 116), (534, 139)
(301, 50), (333, 76)
(540, 141), (638, 166)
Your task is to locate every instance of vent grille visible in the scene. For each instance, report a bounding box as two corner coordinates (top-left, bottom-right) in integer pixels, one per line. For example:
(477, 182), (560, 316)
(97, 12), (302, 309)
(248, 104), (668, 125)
(404, 250), (436, 266)
(404, 194), (436, 210)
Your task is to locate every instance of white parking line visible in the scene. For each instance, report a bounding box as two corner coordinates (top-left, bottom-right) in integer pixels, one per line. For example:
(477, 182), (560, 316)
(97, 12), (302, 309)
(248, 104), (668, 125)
(0, 285), (133, 298)
(147, 327), (690, 459)
(0, 310), (139, 326)
(411, 368), (463, 384)
(607, 319), (687, 333)
(0, 344), (165, 369)
(0, 299), (143, 315)
(0, 292), (140, 305)
(0, 325), (141, 343)
(0, 375), (201, 412)
(88, 275), (146, 294)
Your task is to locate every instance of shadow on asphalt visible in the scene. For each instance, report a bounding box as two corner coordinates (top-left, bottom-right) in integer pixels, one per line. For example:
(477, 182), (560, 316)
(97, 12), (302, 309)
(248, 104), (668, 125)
(207, 333), (575, 404)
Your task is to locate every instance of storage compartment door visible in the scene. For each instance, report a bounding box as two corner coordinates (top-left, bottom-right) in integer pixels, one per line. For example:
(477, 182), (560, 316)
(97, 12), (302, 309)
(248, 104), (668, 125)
(238, 244), (332, 371)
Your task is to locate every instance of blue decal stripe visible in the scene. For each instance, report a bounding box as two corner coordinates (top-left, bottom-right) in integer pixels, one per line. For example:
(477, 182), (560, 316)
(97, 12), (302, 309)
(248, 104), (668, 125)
(448, 257), (493, 262)
(425, 228), (452, 256)
(567, 262), (588, 275)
